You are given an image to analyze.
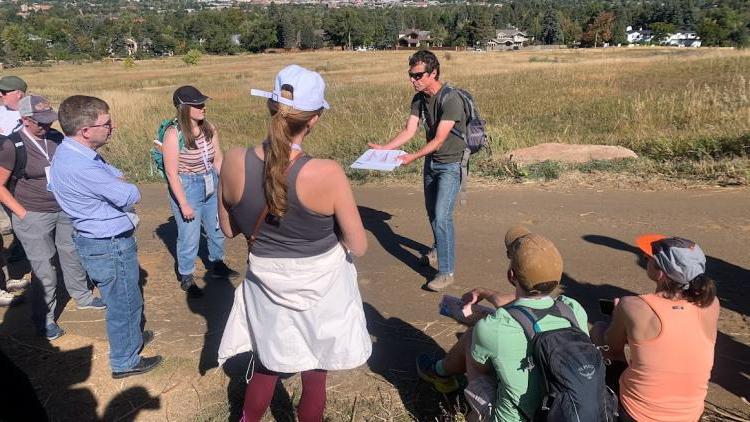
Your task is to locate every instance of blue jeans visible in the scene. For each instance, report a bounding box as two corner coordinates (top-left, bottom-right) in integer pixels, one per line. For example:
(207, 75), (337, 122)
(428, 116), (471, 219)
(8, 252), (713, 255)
(168, 171), (225, 276)
(423, 158), (461, 275)
(73, 232), (143, 372)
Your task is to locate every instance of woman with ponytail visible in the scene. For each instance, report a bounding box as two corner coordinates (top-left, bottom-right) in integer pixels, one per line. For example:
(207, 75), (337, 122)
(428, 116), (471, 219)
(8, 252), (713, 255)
(591, 235), (719, 422)
(163, 86), (238, 297)
(217, 65), (371, 422)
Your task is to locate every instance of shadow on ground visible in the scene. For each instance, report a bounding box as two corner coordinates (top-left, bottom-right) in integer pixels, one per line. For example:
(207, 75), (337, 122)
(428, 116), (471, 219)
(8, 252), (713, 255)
(364, 302), (465, 420)
(155, 215), (237, 376)
(0, 263), (161, 421)
(359, 206), (436, 281)
(582, 234), (750, 403)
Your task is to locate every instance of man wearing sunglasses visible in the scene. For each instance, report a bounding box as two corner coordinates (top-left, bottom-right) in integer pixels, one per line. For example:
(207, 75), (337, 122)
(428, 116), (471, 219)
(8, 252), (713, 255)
(0, 76), (27, 137)
(368, 50), (467, 291)
(0, 95), (105, 339)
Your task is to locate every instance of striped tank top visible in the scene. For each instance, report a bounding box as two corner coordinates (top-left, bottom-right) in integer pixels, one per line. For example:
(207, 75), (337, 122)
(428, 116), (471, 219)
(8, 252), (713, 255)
(178, 133), (215, 174)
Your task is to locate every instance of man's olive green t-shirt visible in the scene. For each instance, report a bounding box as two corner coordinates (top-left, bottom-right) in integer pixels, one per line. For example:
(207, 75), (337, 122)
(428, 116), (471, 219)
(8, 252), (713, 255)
(471, 295), (590, 422)
(410, 85), (466, 164)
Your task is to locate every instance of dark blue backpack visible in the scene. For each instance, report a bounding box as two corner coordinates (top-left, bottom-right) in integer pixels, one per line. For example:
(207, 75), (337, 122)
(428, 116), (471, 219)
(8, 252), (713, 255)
(505, 299), (619, 422)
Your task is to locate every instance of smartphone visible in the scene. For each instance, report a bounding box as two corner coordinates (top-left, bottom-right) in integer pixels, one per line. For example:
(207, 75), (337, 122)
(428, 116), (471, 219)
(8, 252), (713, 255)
(599, 299), (615, 316)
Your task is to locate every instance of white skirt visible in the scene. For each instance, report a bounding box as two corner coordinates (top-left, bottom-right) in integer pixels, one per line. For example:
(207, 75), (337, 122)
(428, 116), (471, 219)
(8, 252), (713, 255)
(218, 244), (372, 373)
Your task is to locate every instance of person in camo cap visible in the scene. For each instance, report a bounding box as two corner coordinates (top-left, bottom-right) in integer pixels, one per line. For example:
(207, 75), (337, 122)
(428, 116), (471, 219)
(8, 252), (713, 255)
(591, 234), (719, 422)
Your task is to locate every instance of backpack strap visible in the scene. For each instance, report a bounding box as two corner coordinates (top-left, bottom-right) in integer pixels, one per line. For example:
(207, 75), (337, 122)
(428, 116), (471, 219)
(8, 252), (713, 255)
(504, 305), (540, 341)
(505, 298), (581, 340)
(3, 131), (27, 193)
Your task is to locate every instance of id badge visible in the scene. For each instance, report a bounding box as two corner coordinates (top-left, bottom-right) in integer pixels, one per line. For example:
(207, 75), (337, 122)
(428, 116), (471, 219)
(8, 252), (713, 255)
(204, 173), (215, 197)
(44, 166), (51, 191)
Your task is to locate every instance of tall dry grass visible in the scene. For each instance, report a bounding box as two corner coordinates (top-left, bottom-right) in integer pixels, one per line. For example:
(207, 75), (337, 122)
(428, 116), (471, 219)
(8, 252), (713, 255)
(12, 47), (750, 181)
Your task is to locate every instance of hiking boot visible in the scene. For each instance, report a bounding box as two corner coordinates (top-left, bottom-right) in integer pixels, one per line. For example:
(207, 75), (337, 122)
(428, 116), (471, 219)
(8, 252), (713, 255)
(180, 274), (203, 298)
(0, 289), (22, 307)
(5, 273), (31, 292)
(420, 249), (438, 268)
(43, 323), (65, 341)
(111, 355), (163, 379)
(209, 260), (239, 280)
(416, 354), (460, 394)
(77, 297), (106, 310)
(426, 273), (454, 292)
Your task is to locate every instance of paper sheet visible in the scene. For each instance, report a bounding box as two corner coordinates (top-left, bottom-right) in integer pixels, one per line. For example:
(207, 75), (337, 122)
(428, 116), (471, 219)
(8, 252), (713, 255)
(350, 149), (406, 172)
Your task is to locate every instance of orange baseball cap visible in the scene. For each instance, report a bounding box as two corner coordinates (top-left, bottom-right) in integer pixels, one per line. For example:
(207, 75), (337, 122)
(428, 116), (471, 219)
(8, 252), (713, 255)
(635, 233), (667, 257)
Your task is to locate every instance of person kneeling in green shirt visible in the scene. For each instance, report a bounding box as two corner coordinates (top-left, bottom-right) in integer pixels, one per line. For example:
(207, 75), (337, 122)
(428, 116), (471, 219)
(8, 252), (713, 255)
(416, 226), (589, 422)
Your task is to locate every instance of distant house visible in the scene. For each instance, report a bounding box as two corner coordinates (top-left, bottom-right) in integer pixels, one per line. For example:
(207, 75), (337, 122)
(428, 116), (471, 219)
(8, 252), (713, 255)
(397, 29), (440, 48)
(485, 27), (529, 50)
(626, 26), (653, 44)
(665, 31), (701, 47)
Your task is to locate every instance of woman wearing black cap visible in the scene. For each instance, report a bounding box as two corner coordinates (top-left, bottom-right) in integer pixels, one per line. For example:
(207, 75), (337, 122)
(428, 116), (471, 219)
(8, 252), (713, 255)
(163, 86), (237, 296)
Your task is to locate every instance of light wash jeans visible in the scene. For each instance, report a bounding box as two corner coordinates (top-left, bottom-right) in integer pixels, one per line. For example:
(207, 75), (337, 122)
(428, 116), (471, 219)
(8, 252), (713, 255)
(168, 170), (225, 276)
(424, 158), (461, 275)
(73, 232), (144, 372)
(12, 211), (94, 330)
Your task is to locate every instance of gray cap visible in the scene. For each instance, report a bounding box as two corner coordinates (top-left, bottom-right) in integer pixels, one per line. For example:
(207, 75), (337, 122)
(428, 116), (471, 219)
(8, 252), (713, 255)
(0, 76), (27, 92)
(18, 95), (57, 124)
(649, 237), (706, 288)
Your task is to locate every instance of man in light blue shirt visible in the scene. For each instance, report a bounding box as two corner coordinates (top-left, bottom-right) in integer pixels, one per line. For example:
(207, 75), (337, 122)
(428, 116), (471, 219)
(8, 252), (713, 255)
(49, 95), (162, 378)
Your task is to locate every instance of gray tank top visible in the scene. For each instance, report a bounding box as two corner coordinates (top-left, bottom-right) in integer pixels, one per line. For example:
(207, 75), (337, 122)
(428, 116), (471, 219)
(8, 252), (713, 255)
(229, 149), (339, 258)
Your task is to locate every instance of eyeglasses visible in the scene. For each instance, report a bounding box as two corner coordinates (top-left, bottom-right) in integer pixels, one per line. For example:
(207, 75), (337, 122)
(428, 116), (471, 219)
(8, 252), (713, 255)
(87, 120), (113, 130)
(408, 71), (429, 81)
(190, 103), (206, 109)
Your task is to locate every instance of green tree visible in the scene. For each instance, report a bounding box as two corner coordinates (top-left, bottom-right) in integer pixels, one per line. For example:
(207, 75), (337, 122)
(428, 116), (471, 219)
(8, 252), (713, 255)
(239, 17), (277, 52)
(650, 22), (677, 44)
(182, 48), (201, 65)
(541, 9), (563, 44)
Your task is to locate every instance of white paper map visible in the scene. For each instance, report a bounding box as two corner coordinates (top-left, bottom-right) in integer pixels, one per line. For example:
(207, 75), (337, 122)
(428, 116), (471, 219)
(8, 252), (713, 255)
(350, 149), (406, 171)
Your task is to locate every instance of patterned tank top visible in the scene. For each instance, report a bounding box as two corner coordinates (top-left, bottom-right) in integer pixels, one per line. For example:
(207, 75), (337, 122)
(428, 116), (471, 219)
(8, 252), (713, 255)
(178, 133), (215, 174)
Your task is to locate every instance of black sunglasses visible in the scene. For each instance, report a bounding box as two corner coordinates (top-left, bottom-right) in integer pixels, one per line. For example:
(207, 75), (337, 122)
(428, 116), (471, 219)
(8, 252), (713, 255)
(408, 71), (429, 81)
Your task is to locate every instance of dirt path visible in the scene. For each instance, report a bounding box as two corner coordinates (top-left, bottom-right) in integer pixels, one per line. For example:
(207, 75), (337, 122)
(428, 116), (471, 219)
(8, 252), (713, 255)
(1, 182), (748, 421)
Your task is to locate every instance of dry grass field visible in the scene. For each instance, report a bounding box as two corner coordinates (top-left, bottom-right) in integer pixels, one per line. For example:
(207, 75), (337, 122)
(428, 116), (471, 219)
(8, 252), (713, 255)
(9, 47), (750, 182)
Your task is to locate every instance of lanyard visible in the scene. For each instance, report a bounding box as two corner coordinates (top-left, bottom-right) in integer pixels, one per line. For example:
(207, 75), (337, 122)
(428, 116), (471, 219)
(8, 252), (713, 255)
(22, 129), (51, 162)
(199, 135), (211, 172)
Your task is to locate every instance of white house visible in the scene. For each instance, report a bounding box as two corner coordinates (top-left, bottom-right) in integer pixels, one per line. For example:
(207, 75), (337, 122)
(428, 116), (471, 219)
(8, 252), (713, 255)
(665, 31), (702, 47)
(485, 27), (529, 50)
(626, 26), (653, 44)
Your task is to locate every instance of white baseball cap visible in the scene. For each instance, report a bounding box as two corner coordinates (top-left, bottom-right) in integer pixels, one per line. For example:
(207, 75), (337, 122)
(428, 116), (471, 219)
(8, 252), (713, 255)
(250, 64), (330, 111)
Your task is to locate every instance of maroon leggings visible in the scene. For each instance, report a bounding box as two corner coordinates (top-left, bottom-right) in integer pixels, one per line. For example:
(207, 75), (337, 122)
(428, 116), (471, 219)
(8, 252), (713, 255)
(242, 367), (327, 422)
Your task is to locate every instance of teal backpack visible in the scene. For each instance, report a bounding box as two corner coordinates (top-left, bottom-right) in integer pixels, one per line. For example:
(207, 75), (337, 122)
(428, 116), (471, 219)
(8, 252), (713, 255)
(150, 118), (184, 178)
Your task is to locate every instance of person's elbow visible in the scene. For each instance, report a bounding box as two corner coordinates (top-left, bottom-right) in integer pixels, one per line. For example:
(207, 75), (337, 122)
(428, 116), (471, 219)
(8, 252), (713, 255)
(348, 237), (367, 257)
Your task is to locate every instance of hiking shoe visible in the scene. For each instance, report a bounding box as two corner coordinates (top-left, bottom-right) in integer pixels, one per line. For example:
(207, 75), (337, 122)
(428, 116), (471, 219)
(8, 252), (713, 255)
(416, 354), (460, 393)
(420, 249), (438, 268)
(0, 289), (22, 307)
(209, 261), (239, 279)
(180, 274), (203, 298)
(43, 323), (65, 341)
(111, 355), (163, 379)
(77, 297), (106, 310)
(426, 273), (454, 292)
(5, 273), (31, 292)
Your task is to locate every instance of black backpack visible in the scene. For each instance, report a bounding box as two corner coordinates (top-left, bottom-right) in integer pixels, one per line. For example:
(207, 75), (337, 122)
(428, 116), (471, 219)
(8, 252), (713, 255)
(0, 131), (28, 194)
(505, 299), (619, 422)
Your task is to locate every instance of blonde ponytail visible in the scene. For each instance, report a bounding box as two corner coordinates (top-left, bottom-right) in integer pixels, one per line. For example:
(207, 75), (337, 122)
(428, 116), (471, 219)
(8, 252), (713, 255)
(264, 87), (321, 218)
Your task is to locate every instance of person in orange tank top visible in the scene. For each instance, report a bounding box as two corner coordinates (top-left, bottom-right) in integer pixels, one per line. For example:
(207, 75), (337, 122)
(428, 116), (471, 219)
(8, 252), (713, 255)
(591, 234), (719, 422)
